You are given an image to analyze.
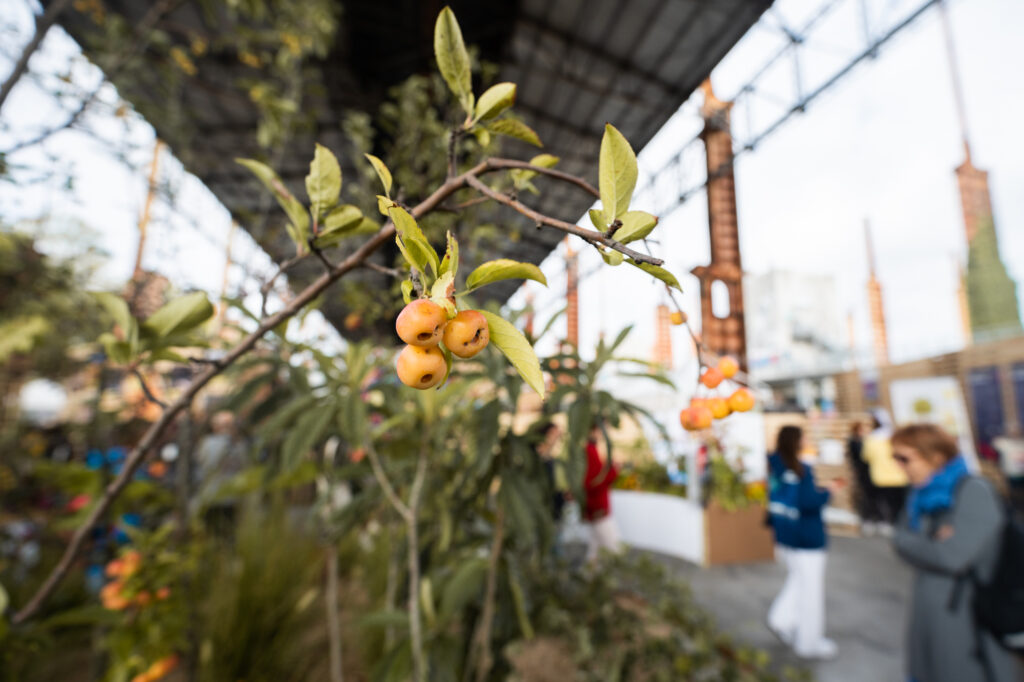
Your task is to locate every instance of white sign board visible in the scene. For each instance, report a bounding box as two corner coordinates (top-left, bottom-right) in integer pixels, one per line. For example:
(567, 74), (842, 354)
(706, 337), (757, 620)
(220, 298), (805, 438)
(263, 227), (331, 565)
(889, 376), (977, 467)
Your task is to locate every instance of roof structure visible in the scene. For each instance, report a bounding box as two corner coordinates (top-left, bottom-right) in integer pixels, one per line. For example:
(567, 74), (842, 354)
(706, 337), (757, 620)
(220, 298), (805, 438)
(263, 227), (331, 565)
(57, 0), (771, 334)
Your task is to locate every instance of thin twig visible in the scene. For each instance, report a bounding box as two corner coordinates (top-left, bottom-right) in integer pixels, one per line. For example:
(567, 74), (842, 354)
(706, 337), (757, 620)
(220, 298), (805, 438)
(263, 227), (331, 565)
(0, 0), (74, 113)
(361, 261), (403, 279)
(464, 176), (663, 266)
(3, 0), (182, 154)
(470, 502), (505, 682)
(308, 239), (335, 272)
(364, 440), (411, 521)
(260, 253), (307, 317)
(481, 158), (600, 198)
(131, 368), (167, 409)
(325, 546), (344, 682)
(406, 443), (429, 682)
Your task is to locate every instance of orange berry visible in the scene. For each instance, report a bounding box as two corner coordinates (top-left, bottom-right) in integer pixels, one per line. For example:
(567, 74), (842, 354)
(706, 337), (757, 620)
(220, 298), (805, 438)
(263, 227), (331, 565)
(395, 299), (447, 347)
(442, 310), (490, 358)
(396, 345), (446, 389)
(670, 311), (685, 325)
(708, 397), (730, 420)
(717, 356), (739, 379)
(700, 367), (724, 389)
(728, 387), (756, 413)
(691, 406), (713, 430)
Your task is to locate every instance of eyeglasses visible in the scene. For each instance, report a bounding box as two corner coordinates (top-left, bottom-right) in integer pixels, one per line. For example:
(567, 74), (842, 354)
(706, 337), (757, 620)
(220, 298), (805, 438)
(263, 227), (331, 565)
(893, 454), (911, 466)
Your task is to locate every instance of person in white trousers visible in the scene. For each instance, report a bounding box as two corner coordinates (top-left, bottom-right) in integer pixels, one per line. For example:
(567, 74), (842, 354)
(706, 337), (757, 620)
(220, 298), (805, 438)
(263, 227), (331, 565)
(766, 425), (837, 660)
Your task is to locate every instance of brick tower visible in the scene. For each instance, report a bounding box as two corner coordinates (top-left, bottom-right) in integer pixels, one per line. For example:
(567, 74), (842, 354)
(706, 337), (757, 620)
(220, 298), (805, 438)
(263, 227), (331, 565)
(652, 304), (673, 369)
(865, 220), (890, 367)
(691, 79), (747, 369)
(941, 1), (1021, 340)
(565, 240), (579, 348)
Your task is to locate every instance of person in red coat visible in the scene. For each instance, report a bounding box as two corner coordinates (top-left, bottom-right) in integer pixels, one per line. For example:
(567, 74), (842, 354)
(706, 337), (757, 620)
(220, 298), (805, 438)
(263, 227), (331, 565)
(584, 422), (621, 562)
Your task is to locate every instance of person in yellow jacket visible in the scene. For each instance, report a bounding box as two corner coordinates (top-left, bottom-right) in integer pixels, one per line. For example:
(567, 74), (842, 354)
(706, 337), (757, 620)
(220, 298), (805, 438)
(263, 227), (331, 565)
(861, 409), (908, 536)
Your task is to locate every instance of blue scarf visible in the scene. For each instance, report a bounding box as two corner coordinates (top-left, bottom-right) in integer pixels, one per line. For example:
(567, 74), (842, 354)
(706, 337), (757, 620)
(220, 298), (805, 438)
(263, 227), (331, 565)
(907, 455), (969, 531)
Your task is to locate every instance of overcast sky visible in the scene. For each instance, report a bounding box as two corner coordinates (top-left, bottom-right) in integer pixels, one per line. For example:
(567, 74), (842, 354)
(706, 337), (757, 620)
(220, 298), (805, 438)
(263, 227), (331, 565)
(2, 0), (1022, 372)
(514, 0), (1024, 369)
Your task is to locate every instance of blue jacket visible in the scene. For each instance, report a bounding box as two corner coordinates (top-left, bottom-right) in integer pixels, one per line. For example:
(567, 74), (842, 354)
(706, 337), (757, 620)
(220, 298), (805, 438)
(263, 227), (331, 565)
(767, 453), (830, 549)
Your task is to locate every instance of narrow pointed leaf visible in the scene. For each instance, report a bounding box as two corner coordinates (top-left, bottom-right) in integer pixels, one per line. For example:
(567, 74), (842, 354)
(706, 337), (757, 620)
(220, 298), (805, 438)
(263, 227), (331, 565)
(487, 119), (542, 147)
(439, 231), (459, 278)
(612, 210), (658, 244)
(479, 311), (545, 398)
(306, 143), (341, 218)
(237, 158), (310, 248)
(627, 259), (681, 291)
(364, 154), (392, 196)
(142, 292), (214, 338)
(465, 259), (547, 292)
(598, 123), (638, 219)
(434, 6), (474, 114)
(473, 82), (516, 122)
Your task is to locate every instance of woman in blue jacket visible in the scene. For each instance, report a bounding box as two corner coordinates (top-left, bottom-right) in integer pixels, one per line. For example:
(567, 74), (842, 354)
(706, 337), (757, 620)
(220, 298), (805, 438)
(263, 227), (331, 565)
(766, 425), (837, 659)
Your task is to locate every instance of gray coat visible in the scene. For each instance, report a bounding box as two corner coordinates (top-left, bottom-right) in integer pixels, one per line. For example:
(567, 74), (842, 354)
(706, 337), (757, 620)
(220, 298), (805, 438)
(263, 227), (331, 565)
(893, 476), (1023, 682)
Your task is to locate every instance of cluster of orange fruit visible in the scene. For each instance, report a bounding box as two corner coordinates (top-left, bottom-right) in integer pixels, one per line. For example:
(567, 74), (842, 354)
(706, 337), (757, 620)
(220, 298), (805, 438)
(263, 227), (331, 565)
(130, 655), (179, 682)
(395, 300), (490, 389)
(100, 550), (171, 611)
(679, 356), (756, 431)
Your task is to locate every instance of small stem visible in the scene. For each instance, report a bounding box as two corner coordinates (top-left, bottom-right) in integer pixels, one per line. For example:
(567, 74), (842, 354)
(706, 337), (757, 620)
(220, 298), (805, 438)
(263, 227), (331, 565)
(465, 176), (663, 266)
(0, 0), (74, 114)
(260, 253), (307, 317)
(364, 441), (411, 521)
(472, 502), (505, 682)
(325, 546), (344, 682)
(308, 239), (335, 272)
(447, 128), (460, 178)
(361, 261), (403, 280)
(131, 368), (167, 409)
(481, 158), (600, 198)
(406, 444), (429, 682)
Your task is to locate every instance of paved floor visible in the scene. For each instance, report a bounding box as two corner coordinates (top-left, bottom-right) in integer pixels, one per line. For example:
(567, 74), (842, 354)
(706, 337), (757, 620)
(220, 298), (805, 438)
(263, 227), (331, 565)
(652, 536), (913, 682)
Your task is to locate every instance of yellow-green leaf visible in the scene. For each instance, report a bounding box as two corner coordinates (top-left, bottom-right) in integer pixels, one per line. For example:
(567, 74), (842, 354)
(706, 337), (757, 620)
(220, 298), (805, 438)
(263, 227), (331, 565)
(321, 204), (363, 233)
(237, 158), (310, 248)
(142, 292), (214, 338)
(465, 259), (547, 292)
(612, 210), (658, 244)
(600, 248), (624, 266)
(627, 259), (681, 291)
(430, 271), (456, 317)
(377, 194), (392, 217)
(434, 6), (473, 114)
(0, 315), (50, 362)
(439, 231), (459, 278)
(471, 126), (491, 148)
(364, 154), (392, 197)
(588, 208), (608, 230)
(488, 119), (542, 147)
(306, 143), (341, 218)
(598, 123), (637, 219)
(401, 280), (414, 304)
(389, 206), (439, 277)
(473, 82), (516, 122)
(479, 311), (545, 398)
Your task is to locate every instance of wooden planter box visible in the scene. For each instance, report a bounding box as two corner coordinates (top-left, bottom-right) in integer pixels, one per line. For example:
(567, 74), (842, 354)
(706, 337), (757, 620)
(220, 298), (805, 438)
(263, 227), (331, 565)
(703, 501), (775, 566)
(609, 491), (774, 566)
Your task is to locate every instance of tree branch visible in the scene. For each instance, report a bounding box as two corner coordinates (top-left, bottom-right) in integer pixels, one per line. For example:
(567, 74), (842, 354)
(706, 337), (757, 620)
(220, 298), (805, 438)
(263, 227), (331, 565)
(470, 502), (505, 682)
(0, 0), (74, 114)
(481, 158), (600, 199)
(464, 176), (663, 266)
(11, 164), (476, 625)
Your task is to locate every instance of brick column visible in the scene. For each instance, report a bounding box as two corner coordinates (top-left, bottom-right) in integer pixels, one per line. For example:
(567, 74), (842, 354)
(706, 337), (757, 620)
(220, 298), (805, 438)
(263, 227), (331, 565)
(691, 80), (747, 369)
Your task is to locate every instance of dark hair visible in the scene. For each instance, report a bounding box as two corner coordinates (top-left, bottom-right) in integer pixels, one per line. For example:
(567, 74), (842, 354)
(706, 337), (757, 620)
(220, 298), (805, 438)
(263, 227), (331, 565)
(891, 423), (958, 465)
(535, 421), (558, 438)
(776, 425), (805, 477)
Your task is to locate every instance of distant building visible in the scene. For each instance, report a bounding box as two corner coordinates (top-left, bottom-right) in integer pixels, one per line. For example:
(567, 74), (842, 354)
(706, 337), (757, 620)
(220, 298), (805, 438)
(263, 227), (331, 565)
(744, 270), (847, 409)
